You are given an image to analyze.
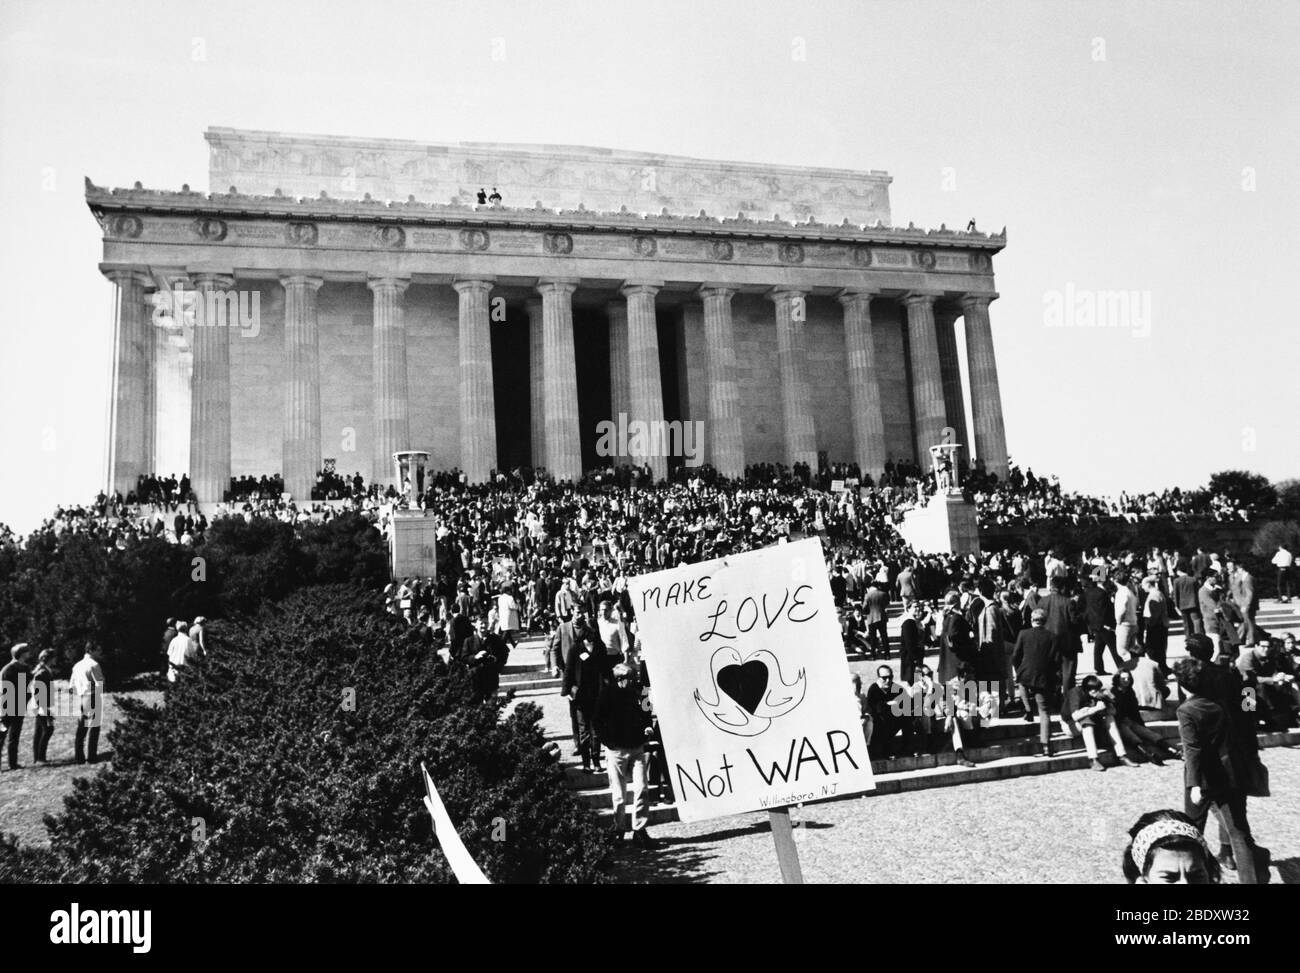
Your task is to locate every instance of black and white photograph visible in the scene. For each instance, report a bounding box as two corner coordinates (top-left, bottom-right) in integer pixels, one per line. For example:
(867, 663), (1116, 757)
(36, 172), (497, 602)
(0, 0), (1296, 947)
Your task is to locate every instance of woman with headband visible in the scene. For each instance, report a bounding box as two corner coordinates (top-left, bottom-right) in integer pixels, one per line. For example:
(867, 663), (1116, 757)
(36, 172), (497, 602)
(1122, 810), (1220, 884)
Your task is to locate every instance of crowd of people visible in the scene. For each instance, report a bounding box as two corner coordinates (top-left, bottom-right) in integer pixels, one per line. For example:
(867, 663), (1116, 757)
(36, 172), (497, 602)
(5, 454), (1280, 561)
(3, 460), (1295, 873)
(359, 466), (1296, 866)
(973, 478), (1258, 530)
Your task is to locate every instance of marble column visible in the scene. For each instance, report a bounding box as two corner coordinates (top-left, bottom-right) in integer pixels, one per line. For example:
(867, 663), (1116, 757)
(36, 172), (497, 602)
(368, 276), (411, 487)
(174, 349), (193, 477)
(281, 275), (324, 499)
(838, 290), (888, 482)
(769, 289), (818, 470)
(527, 297), (546, 470)
(621, 281), (667, 481)
(537, 278), (582, 482)
(106, 269), (154, 495)
(151, 318), (168, 477)
(186, 273), (235, 503)
(903, 291), (947, 468)
(606, 299), (631, 466)
(934, 303), (970, 466)
(454, 278), (498, 483)
(700, 286), (745, 479)
(961, 294), (1010, 478)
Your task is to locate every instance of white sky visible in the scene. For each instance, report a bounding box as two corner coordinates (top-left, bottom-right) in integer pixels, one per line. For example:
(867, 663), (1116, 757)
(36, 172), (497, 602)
(1, 0), (1296, 532)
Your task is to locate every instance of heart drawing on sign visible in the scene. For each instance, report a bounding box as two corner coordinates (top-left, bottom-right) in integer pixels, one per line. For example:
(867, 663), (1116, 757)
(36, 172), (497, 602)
(717, 660), (768, 715)
(694, 646), (806, 737)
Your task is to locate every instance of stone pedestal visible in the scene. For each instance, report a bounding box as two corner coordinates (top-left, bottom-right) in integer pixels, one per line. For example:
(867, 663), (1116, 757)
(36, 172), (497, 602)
(899, 493), (981, 556)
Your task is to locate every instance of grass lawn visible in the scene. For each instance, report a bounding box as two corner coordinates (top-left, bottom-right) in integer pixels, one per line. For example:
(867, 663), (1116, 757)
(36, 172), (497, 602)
(0, 681), (163, 848)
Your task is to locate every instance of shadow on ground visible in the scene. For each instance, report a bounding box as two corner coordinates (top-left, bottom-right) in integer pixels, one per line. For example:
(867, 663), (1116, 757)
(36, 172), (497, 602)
(606, 839), (723, 884)
(1272, 857), (1300, 884)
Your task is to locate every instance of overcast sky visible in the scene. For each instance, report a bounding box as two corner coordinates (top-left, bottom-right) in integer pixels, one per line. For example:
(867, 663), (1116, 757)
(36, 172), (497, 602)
(1, 0), (1296, 532)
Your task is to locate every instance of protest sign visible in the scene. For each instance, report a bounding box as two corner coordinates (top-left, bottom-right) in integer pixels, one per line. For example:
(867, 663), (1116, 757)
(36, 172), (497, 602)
(627, 537), (874, 825)
(420, 763), (490, 884)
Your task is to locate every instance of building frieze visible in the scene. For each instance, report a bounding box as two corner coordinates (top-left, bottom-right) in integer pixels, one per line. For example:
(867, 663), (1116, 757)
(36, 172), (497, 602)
(86, 179), (1005, 251)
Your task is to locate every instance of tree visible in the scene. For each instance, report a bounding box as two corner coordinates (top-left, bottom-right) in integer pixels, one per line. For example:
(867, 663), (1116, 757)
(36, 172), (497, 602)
(12, 586), (611, 884)
(1274, 478), (1300, 513)
(1252, 521), (1300, 559)
(1206, 470), (1276, 510)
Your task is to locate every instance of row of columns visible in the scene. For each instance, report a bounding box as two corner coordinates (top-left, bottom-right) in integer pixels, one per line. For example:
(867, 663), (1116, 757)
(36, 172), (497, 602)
(107, 271), (1008, 502)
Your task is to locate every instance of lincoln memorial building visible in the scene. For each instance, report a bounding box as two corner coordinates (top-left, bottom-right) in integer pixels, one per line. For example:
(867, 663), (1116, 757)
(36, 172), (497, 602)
(88, 127), (1009, 503)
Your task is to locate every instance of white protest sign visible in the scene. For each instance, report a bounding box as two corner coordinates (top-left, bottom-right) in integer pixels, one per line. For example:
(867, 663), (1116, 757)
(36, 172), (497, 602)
(421, 763), (490, 884)
(628, 537), (874, 823)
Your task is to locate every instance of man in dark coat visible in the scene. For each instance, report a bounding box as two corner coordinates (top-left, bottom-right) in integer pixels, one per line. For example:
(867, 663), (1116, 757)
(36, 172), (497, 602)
(1227, 558), (1260, 646)
(829, 567), (848, 609)
(593, 663), (656, 847)
(896, 563), (918, 607)
(1012, 609), (1059, 757)
(1175, 658), (1259, 884)
(866, 665), (910, 759)
(1082, 576), (1120, 675)
(0, 643), (34, 771)
(546, 611), (578, 679)
(938, 591), (976, 684)
(562, 628), (606, 771)
(461, 615), (509, 702)
(864, 582), (891, 659)
(1171, 563), (1202, 635)
(898, 602), (926, 685)
(1039, 577), (1083, 694)
(1191, 547), (1212, 582)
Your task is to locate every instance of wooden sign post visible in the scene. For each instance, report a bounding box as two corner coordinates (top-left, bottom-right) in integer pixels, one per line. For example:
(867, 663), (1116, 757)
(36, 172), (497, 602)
(768, 807), (805, 884)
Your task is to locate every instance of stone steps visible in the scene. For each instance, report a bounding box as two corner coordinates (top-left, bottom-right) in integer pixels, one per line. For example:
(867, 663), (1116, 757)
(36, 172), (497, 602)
(562, 717), (1178, 804)
(574, 728), (1300, 825)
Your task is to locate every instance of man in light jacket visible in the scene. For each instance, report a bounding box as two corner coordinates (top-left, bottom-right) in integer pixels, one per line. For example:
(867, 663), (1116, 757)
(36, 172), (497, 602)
(70, 642), (105, 764)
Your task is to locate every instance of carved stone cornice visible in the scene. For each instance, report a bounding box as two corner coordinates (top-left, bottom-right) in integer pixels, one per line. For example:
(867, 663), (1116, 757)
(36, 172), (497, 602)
(84, 179), (1007, 252)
